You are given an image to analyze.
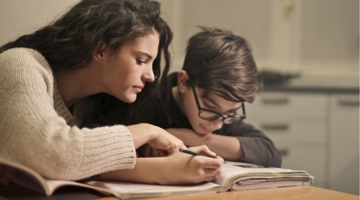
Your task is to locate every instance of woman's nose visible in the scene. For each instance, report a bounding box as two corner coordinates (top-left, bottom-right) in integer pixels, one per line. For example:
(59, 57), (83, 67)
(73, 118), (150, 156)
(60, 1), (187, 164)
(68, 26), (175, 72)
(142, 65), (155, 83)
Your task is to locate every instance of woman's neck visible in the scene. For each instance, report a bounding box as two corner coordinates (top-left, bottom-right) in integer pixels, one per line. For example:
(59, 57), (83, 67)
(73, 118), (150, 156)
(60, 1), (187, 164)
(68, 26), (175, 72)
(55, 67), (100, 107)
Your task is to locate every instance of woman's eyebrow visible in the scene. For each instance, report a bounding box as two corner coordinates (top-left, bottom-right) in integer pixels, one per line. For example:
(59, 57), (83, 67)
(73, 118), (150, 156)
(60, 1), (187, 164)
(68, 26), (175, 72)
(134, 50), (153, 60)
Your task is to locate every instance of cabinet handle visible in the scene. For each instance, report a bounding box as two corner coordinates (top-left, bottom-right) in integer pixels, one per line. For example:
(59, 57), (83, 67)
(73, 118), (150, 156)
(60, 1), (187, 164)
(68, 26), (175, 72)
(262, 98), (289, 105)
(278, 149), (289, 157)
(261, 124), (289, 131)
(337, 99), (359, 107)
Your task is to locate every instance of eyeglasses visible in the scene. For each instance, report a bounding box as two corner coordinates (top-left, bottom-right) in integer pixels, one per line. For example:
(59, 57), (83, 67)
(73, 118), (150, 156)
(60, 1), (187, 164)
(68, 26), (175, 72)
(190, 81), (246, 124)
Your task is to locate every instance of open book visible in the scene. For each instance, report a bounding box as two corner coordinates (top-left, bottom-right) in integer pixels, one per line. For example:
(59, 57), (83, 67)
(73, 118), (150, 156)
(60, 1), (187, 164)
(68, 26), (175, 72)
(0, 158), (314, 199)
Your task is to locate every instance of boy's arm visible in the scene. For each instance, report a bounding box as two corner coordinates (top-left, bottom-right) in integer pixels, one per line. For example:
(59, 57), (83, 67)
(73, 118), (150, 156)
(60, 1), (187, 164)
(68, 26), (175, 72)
(166, 129), (244, 161)
(219, 122), (282, 167)
(167, 122), (282, 167)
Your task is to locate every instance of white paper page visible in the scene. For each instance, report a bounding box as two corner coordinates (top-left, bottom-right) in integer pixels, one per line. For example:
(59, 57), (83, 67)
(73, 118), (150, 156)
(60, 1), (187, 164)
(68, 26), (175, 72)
(88, 181), (223, 199)
(215, 163), (312, 190)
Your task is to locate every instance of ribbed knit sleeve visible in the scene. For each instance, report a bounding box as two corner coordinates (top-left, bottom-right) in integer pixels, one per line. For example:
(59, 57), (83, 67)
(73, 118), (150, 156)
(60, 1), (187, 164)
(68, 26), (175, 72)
(0, 48), (136, 180)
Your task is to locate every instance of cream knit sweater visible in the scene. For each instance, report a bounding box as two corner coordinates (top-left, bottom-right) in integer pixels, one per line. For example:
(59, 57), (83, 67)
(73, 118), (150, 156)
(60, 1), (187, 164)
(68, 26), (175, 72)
(0, 48), (136, 180)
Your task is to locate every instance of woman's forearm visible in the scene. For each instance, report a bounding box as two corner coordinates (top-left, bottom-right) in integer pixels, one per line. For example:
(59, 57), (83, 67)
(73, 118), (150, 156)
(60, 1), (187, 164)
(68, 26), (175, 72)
(99, 157), (166, 184)
(127, 123), (155, 149)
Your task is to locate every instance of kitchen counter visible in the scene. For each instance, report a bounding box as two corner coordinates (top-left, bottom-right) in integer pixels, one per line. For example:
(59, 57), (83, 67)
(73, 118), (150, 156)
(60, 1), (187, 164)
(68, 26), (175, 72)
(262, 75), (359, 94)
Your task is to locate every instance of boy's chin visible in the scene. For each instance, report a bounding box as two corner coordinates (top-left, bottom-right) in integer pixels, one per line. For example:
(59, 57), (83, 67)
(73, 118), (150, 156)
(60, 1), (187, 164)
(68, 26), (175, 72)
(195, 129), (212, 136)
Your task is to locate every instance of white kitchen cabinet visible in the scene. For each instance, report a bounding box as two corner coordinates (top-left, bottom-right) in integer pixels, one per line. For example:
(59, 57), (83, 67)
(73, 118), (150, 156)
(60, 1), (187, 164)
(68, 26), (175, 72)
(246, 91), (359, 194)
(328, 94), (359, 195)
(246, 92), (328, 188)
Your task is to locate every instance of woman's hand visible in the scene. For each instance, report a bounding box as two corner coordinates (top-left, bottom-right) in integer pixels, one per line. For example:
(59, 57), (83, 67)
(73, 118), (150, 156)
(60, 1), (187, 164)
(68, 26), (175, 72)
(127, 123), (186, 155)
(99, 145), (224, 185)
(159, 145), (223, 184)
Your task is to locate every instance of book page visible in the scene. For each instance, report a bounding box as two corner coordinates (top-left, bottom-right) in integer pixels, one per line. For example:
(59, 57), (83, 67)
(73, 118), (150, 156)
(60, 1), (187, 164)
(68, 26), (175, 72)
(215, 163), (314, 191)
(224, 161), (265, 168)
(0, 158), (115, 196)
(232, 179), (312, 190)
(87, 181), (223, 199)
(45, 179), (117, 196)
(0, 158), (51, 195)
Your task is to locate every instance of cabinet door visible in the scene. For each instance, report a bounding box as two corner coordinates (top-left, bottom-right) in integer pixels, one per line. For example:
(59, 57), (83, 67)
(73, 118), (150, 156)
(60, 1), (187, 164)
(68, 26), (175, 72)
(246, 92), (328, 188)
(253, 119), (326, 144)
(248, 92), (327, 118)
(329, 94), (359, 195)
(275, 143), (326, 188)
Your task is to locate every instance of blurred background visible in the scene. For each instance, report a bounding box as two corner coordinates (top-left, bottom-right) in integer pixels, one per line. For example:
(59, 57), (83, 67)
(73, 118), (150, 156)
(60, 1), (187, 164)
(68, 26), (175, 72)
(0, 0), (358, 195)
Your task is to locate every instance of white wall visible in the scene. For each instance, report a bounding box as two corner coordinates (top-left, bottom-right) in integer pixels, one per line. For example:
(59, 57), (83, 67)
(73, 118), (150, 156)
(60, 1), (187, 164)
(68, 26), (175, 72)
(0, 0), (358, 77)
(0, 0), (79, 44)
(159, 0), (273, 70)
(159, 0), (359, 77)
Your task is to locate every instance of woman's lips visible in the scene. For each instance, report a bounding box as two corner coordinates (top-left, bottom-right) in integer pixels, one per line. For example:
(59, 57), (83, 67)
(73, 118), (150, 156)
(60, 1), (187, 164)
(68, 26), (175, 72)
(133, 85), (144, 93)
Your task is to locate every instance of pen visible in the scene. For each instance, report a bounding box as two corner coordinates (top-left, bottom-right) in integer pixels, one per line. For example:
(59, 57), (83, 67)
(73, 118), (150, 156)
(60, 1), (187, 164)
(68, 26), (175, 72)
(180, 149), (215, 158)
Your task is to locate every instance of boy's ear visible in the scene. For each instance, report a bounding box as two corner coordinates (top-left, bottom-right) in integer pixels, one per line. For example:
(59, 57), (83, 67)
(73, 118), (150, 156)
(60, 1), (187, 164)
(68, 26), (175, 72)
(92, 41), (107, 61)
(177, 70), (189, 93)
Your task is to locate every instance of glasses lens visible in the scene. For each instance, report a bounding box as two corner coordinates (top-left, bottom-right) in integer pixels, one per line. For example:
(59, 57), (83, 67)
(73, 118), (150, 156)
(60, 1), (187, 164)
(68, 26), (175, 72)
(223, 117), (244, 124)
(198, 111), (220, 121)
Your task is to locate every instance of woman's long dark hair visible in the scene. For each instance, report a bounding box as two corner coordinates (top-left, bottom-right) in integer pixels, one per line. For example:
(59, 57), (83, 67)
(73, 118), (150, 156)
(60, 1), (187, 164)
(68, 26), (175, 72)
(0, 0), (173, 125)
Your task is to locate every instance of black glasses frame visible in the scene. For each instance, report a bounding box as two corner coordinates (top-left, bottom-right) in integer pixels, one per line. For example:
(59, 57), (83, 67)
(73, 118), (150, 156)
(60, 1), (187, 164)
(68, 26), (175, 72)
(190, 81), (246, 124)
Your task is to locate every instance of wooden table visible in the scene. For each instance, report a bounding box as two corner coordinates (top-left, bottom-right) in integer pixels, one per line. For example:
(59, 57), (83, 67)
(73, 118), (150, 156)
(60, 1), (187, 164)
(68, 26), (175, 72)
(99, 186), (358, 200)
(1, 185), (358, 200)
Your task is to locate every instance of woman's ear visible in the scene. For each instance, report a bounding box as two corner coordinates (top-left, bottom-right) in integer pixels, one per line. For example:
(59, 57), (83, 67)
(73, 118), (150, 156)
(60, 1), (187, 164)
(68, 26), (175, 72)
(92, 41), (107, 61)
(178, 70), (189, 93)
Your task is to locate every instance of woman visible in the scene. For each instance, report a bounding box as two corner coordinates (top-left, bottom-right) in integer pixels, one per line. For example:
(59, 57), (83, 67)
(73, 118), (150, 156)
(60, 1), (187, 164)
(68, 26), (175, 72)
(0, 0), (223, 184)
